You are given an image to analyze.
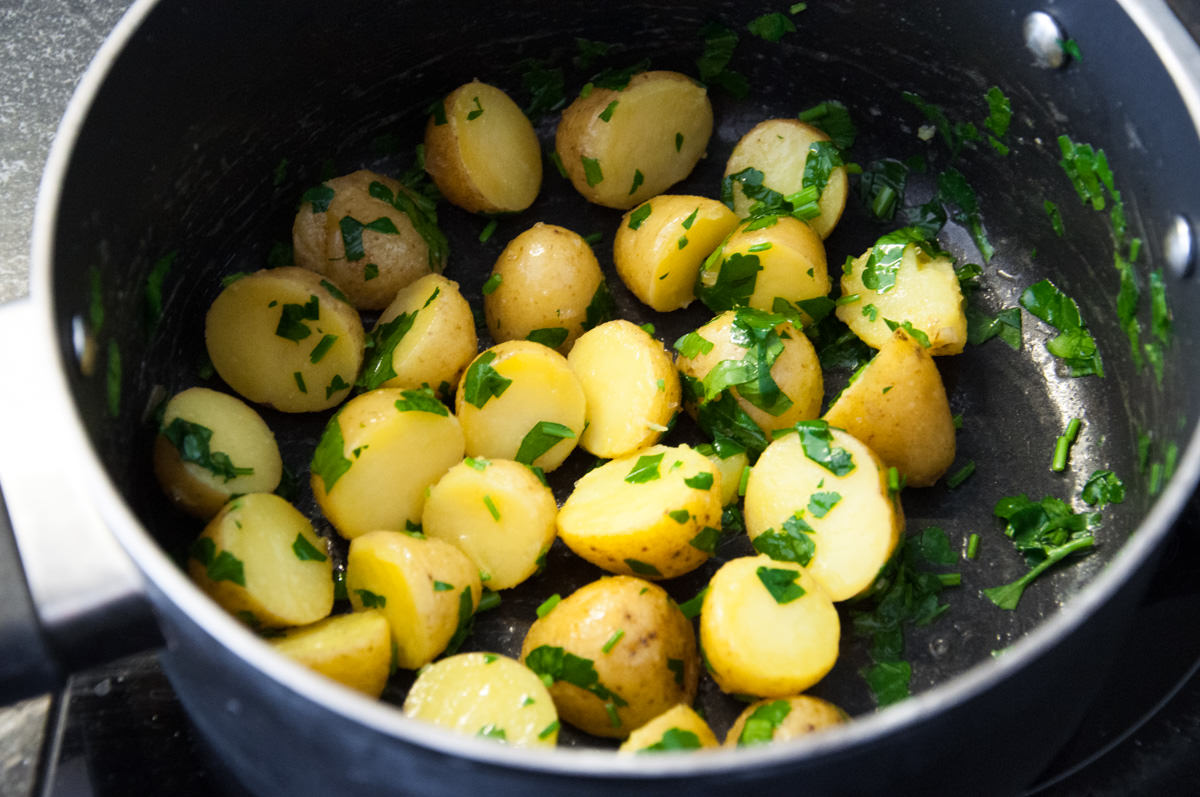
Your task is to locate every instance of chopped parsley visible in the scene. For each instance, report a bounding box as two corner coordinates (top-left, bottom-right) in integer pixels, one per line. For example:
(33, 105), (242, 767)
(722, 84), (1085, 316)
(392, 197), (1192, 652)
(689, 526), (721, 554)
(291, 533), (327, 562)
(190, 538), (246, 587)
(697, 308), (793, 416)
(752, 512), (816, 567)
(638, 728), (703, 752)
(624, 558), (662, 577)
(526, 327), (569, 348)
(462, 351), (513, 408)
(628, 203), (652, 230)
(601, 629), (625, 654)
(1020, 279), (1103, 377)
(466, 96), (484, 120)
(946, 460), (976, 489)
(483, 495), (501, 521)
(756, 566), (806, 604)
(339, 215), (399, 261)
(162, 418), (254, 482)
(697, 251), (763, 313)
(583, 280), (616, 330)
(781, 419), (855, 476)
(797, 100), (856, 151)
(536, 594), (561, 618)
(481, 273), (503, 295)
(359, 310), (418, 390)
(514, 421), (576, 465)
(747, 12), (796, 42)
(1081, 470), (1126, 509)
(807, 491), (841, 517)
(674, 330), (715, 359)
(325, 374), (350, 399)
(309, 334), (337, 364)
(581, 156), (604, 186)
(311, 410), (352, 492)
(684, 472), (714, 490)
(394, 387), (448, 416)
(356, 589), (387, 608)
(275, 295), (320, 342)
(628, 169), (645, 195)
(524, 646), (629, 712)
(668, 509), (691, 524)
(696, 22), (748, 98)
(598, 100), (618, 122)
(625, 452), (665, 483)
(737, 700), (791, 745)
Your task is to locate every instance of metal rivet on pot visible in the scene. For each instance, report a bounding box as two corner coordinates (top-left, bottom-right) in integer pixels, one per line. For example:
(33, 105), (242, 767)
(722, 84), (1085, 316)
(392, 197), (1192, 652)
(1165, 214), (1195, 278)
(1024, 11), (1066, 69)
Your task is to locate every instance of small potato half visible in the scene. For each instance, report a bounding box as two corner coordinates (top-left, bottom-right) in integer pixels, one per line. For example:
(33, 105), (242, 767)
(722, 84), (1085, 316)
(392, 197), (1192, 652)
(556, 70), (713, 209)
(724, 695), (847, 747)
(153, 387), (282, 519)
(270, 610), (392, 698)
(424, 80), (542, 214)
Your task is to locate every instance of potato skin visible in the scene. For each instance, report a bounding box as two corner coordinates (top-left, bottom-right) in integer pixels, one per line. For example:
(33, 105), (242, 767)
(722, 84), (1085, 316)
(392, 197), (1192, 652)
(724, 695), (846, 747)
(520, 576), (699, 738)
(618, 704), (719, 753)
(556, 71), (713, 209)
(270, 610), (392, 698)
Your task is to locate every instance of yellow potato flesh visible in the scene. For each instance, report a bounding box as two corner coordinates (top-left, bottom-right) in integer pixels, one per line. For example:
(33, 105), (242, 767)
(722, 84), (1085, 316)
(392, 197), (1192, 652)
(724, 119), (848, 239)
(346, 530), (481, 670)
(744, 427), (903, 602)
(153, 387), (282, 519)
(618, 704), (719, 753)
(724, 695), (846, 747)
(404, 652), (560, 747)
(567, 320), (681, 458)
(187, 493), (333, 628)
(421, 458), (557, 590)
(455, 341), (585, 473)
(708, 216), (830, 314)
(699, 555), (839, 697)
(613, 195), (739, 312)
(824, 329), (957, 487)
(699, 445), (748, 506)
(270, 610), (392, 698)
(311, 388), (464, 539)
(204, 267), (364, 413)
(557, 444), (722, 580)
(836, 243), (967, 355)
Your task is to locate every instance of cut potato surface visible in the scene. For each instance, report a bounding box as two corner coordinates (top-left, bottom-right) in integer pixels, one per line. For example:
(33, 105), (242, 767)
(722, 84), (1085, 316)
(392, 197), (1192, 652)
(567, 320), (681, 458)
(824, 328), (956, 487)
(360, 273), (477, 397)
(618, 704), (719, 753)
(520, 576), (699, 738)
(699, 555), (839, 697)
(424, 80), (542, 214)
(455, 340), (585, 473)
(292, 169), (443, 310)
(836, 240), (967, 355)
(743, 423), (904, 602)
(187, 493), (333, 629)
(484, 222), (607, 353)
(270, 610), (392, 698)
(556, 70), (713, 209)
(404, 652), (560, 747)
(724, 119), (848, 239)
(153, 387), (282, 519)
(557, 444), (722, 580)
(311, 387), (464, 539)
(696, 438), (750, 506)
(205, 267), (364, 413)
(613, 195), (739, 312)
(346, 530), (481, 670)
(724, 695), (847, 747)
(422, 457), (557, 590)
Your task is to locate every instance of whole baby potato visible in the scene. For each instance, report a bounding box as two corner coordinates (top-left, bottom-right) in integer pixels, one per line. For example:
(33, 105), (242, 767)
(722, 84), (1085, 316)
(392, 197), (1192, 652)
(520, 576), (699, 738)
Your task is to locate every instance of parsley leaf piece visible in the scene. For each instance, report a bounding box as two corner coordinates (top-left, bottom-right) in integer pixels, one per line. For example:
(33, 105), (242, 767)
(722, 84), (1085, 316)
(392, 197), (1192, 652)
(1020, 279), (1104, 377)
(598, 100), (618, 122)
(802, 140), (845, 198)
(689, 526), (721, 555)
(697, 252), (762, 313)
(797, 100), (856, 151)
(207, 550), (246, 586)
(883, 318), (932, 348)
(517, 58), (566, 120)
(638, 728), (703, 752)
(628, 203), (652, 230)
(696, 22), (749, 97)
(300, 183), (335, 213)
(936, 167), (993, 262)
(524, 646), (629, 709)
(325, 374), (350, 400)
(860, 228), (937, 294)
(514, 421), (575, 465)
(684, 472), (714, 490)
(752, 512), (816, 567)
(275, 295), (320, 342)
(1044, 199), (1065, 236)
(462, 351), (513, 409)
(481, 273), (503, 295)
(624, 558), (662, 577)
(583, 280), (616, 330)
(581, 156), (604, 187)
(526, 327), (569, 349)
(309, 334), (337, 364)
(359, 310), (417, 390)
(292, 533), (328, 562)
(143, 251), (176, 332)
(356, 588), (387, 609)
(756, 566), (806, 604)
(311, 411), (353, 492)
(339, 215), (399, 262)
(858, 158), (907, 220)
(687, 382), (772, 458)
(162, 418), (254, 482)
(394, 387), (449, 416)
(625, 452), (665, 483)
(863, 660), (912, 707)
(789, 419), (855, 476)
(966, 305), (1022, 350)
(984, 86), (1012, 139)
(366, 180), (449, 272)
(1149, 268), (1172, 344)
(738, 700), (792, 746)
(946, 460), (976, 489)
(674, 331), (715, 359)
(807, 491), (841, 517)
(443, 586), (477, 657)
(1081, 470), (1126, 509)
(901, 91), (981, 160)
(747, 12), (796, 42)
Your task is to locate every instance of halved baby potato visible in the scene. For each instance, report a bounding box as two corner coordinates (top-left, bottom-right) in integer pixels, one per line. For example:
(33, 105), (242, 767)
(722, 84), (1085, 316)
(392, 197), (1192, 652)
(836, 239), (967, 355)
(359, 273), (477, 397)
(567, 320), (681, 458)
(699, 555), (839, 698)
(292, 169), (444, 310)
(613, 195), (739, 312)
(188, 493), (334, 629)
(153, 387), (282, 519)
(556, 444), (722, 580)
(404, 652), (560, 747)
(311, 387), (465, 539)
(484, 223), (607, 353)
(454, 341), (586, 473)
(269, 610), (392, 698)
(743, 422), (904, 602)
(695, 437), (750, 506)
(724, 119), (848, 239)
(205, 267), (364, 412)
(824, 328), (956, 487)
(346, 530), (481, 670)
(619, 704), (719, 753)
(424, 80), (542, 214)
(556, 70), (713, 209)
(422, 457), (557, 591)
(724, 695), (847, 747)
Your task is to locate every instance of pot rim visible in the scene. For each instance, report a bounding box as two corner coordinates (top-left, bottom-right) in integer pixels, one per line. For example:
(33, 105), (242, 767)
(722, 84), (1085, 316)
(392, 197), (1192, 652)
(28, 0), (1200, 780)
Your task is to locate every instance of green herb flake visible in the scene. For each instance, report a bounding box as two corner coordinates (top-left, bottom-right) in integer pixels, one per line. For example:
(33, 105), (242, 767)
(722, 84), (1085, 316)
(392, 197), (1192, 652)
(481, 273), (503, 295)
(668, 509), (691, 524)
(483, 495), (501, 521)
(602, 629), (625, 654)
(462, 351), (513, 408)
(162, 418), (254, 482)
(624, 558), (662, 577)
(807, 491), (841, 518)
(789, 419), (855, 476)
(696, 22), (748, 98)
(737, 700), (792, 745)
(689, 526), (721, 555)
(275, 295), (320, 342)
(300, 183), (335, 213)
(638, 728), (703, 753)
(864, 660), (912, 707)
(537, 720), (560, 740)
(1044, 199), (1065, 237)
(393, 388), (448, 416)
(524, 645), (629, 710)
(339, 215), (400, 262)
(479, 218), (499, 243)
(536, 594), (562, 619)
(583, 280), (616, 330)
(325, 374), (350, 400)
(476, 725), (506, 742)
(675, 132), (684, 152)
(433, 580), (454, 592)
(308, 334), (338, 364)
(747, 12), (796, 42)
(1059, 37), (1082, 61)
(515, 421), (576, 465)
(756, 566), (806, 604)
(674, 331), (715, 359)
(311, 411), (353, 492)
(581, 156), (604, 187)
(625, 452), (665, 483)
(1020, 279), (1103, 377)
(466, 96), (484, 121)
(628, 203), (652, 230)
(797, 100), (856, 151)
(598, 100), (618, 122)
(356, 588), (386, 608)
(684, 472), (714, 490)
(292, 533), (328, 562)
(946, 460), (976, 489)
(1081, 469), (1126, 508)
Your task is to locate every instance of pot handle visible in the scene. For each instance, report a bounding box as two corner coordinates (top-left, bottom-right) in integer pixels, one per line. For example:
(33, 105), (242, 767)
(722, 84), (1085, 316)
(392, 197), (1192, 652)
(0, 299), (161, 706)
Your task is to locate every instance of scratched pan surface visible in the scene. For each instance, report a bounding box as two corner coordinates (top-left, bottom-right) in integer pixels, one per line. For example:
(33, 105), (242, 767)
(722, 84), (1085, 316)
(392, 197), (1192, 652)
(52, 0), (1196, 771)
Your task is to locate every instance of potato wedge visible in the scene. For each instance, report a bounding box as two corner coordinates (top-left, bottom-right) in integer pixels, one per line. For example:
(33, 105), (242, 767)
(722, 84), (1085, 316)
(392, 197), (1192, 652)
(520, 576), (699, 739)
(618, 704), (719, 753)
(346, 530), (481, 670)
(359, 273), (477, 397)
(187, 493), (333, 628)
(836, 239), (967, 355)
(613, 195), (739, 312)
(404, 652), (560, 747)
(724, 119), (848, 239)
(699, 555), (839, 697)
(292, 169), (444, 310)
(743, 422), (904, 601)
(454, 341), (585, 473)
(205, 267), (364, 412)
(556, 70), (712, 209)
(557, 444), (723, 580)
(484, 223), (607, 353)
(311, 387), (464, 539)
(424, 80), (542, 213)
(269, 610), (392, 698)
(422, 457), (557, 590)
(153, 387), (282, 519)
(824, 328), (956, 487)
(724, 695), (846, 747)
(567, 320), (681, 458)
